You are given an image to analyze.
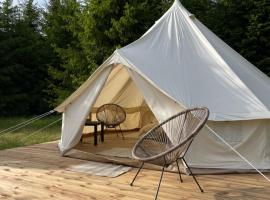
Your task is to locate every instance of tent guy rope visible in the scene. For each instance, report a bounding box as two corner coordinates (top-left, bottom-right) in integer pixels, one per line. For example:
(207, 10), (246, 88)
(20, 117), (62, 143)
(0, 110), (55, 137)
(206, 124), (270, 183)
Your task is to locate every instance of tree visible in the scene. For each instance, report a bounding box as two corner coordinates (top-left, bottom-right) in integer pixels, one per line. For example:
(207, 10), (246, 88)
(79, 0), (173, 65)
(242, 0), (270, 76)
(0, 0), (53, 115)
(44, 0), (173, 107)
(44, 0), (87, 106)
(182, 0), (270, 76)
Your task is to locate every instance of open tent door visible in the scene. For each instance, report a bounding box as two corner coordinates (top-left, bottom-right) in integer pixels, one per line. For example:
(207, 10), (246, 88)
(87, 64), (185, 132)
(90, 64), (155, 131)
(57, 55), (184, 156)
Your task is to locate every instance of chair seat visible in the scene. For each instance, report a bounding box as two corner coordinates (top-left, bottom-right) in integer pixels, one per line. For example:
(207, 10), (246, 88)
(85, 120), (103, 126)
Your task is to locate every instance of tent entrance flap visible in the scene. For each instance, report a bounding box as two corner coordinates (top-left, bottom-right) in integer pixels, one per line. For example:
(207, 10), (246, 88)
(58, 65), (113, 155)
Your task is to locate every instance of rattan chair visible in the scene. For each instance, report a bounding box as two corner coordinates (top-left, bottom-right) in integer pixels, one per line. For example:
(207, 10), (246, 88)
(96, 103), (126, 139)
(130, 107), (209, 200)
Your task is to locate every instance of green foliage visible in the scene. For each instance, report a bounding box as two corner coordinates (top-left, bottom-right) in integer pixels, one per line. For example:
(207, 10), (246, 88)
(0, 0), (53, 116)
(45, 0), (173, 107)
(242, 0), (270, 76)
(79, 0), (172, 59)
(44, 0), (88, 106)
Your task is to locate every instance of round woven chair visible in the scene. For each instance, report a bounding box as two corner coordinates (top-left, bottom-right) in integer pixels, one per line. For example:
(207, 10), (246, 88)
(96, 103), (126, 139)
(130, 107), (209, 200)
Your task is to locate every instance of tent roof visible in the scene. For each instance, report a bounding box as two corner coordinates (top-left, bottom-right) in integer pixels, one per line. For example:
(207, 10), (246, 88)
(117, 0), (270, 120)
(55, 0), (270, 121)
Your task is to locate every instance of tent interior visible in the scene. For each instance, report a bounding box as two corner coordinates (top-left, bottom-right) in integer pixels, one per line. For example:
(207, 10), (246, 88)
(91, 64), (159, 132)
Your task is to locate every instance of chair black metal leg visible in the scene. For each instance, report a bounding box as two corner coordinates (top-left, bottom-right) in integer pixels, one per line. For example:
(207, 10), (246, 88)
(115, 127), (119, 137)
(176, 159), (183, 183)
(100, 123), (104, 142)
(182, 158), (204, 193)
(130, 162), (144, 186)
(154, 163), (166, 200)
(119, 124), (124, 140)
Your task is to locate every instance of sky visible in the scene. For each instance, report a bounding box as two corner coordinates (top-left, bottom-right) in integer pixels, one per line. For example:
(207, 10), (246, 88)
(11, 0), (47, 8)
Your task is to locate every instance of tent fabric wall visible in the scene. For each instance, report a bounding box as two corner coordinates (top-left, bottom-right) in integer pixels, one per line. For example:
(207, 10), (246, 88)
(186, 120), (270, 169)
(126, 68), (185, 122)
(194, 19), (270, 110)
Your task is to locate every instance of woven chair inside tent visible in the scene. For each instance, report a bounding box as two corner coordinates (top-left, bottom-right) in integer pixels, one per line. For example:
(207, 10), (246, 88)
(96, 104), (126, 139)
(130, 107), (209, 200)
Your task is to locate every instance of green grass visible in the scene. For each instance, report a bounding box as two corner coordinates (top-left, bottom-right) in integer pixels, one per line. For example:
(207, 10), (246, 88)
(0, 115), (61, 150)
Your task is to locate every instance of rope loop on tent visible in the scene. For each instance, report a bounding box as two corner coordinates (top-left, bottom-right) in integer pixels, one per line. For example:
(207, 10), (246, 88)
(0, 110), (55, 137)
(205, 124), (270, 183)
(20, 117), (62, 143)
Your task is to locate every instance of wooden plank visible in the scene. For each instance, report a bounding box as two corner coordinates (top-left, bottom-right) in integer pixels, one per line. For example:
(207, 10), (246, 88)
(0, 141), (269, 200)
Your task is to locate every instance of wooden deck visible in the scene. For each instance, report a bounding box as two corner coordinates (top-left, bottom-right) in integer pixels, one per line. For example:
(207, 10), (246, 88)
(0, 141), (269, 200)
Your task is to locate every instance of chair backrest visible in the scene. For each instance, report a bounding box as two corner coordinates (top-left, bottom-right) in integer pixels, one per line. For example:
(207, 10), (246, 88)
(96, 104), (126, 126)
(134, 107), (209, 164)
(161, 107), (209, 160)
(167, 107), (209, 144)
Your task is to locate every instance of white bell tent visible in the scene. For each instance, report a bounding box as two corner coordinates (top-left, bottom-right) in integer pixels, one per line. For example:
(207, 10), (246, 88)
(55, 0), (270, 171)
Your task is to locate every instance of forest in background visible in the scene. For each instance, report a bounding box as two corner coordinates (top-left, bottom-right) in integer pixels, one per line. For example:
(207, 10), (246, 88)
(0, 0), (269, 116)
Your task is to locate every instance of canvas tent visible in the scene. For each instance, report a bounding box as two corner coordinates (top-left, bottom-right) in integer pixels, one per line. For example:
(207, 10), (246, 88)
(55, 0), (270, 172)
